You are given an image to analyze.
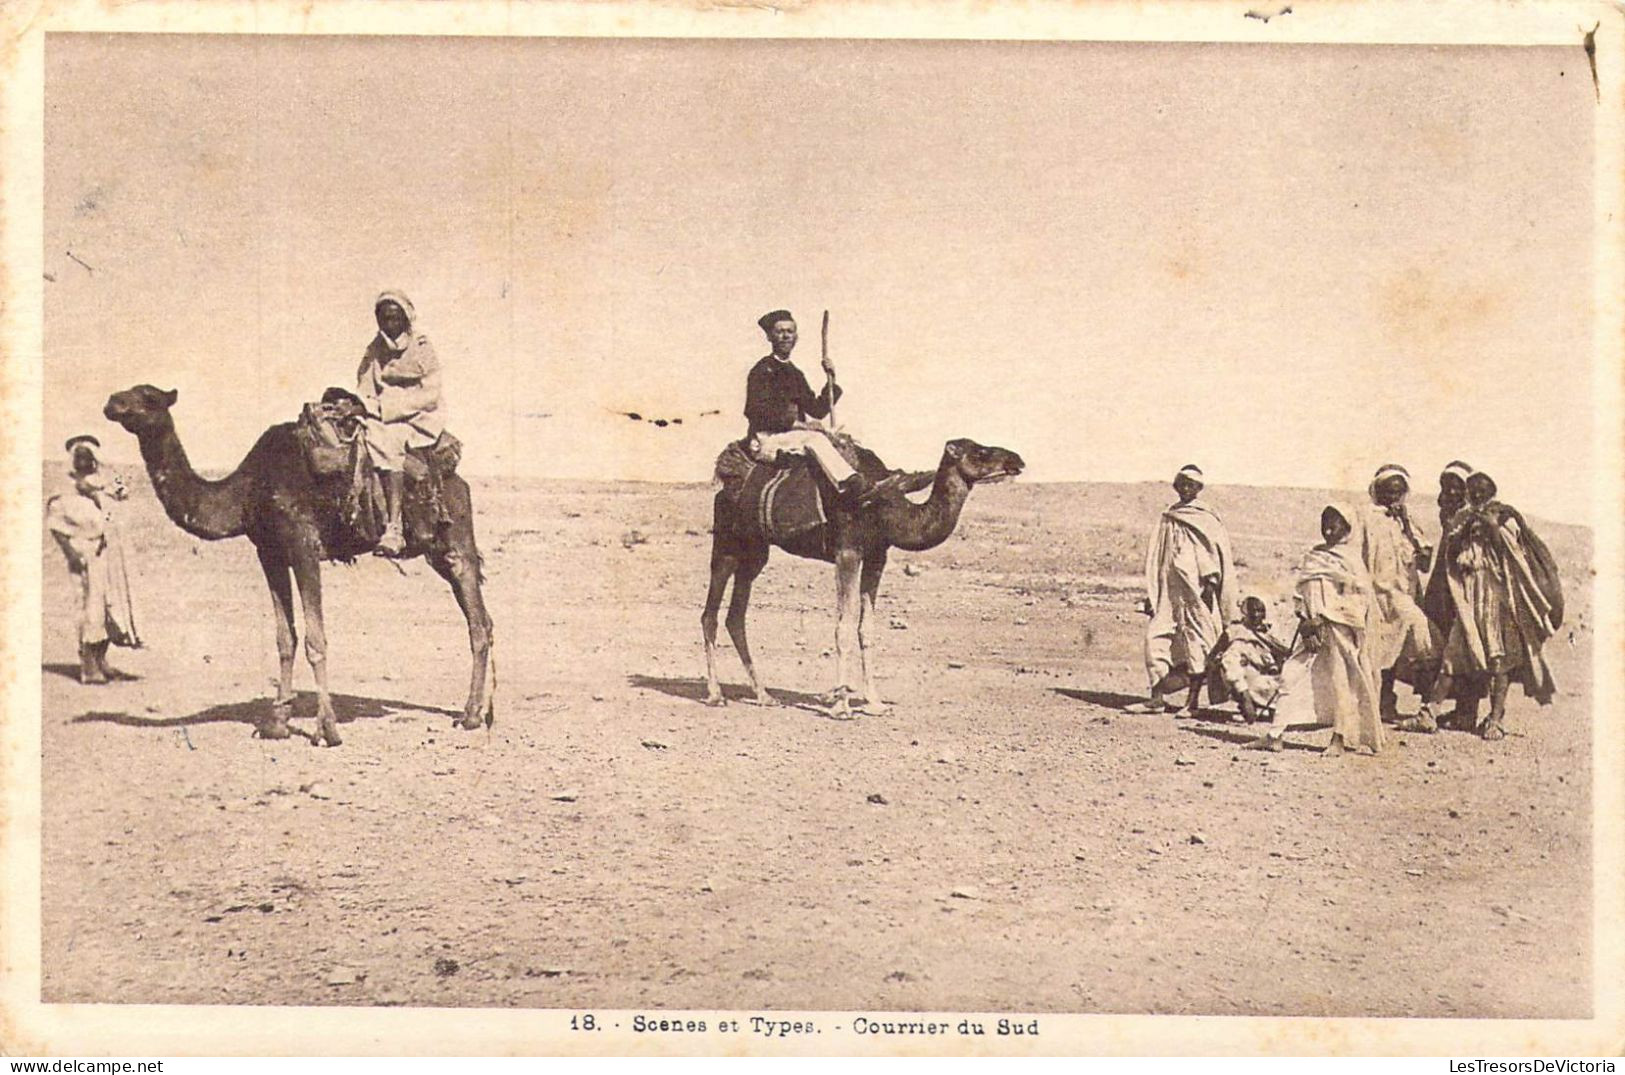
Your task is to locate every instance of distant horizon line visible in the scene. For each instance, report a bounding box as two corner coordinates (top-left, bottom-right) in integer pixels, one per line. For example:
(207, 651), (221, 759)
(54, 462), (1592, 531)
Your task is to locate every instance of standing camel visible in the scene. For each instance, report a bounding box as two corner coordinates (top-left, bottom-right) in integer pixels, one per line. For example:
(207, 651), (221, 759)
(103, 385), (495, 746)
(704, 437), (1023, 719)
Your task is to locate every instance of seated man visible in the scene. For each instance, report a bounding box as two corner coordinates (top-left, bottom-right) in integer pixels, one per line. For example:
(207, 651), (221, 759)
(744, 309), (877, 506)
(356, 289), (444, 555)
(1213, 596), (1293, 723)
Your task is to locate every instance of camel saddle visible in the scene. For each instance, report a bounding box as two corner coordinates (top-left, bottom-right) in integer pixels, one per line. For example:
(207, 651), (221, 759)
(296, 389), (463, 552)
(731, 450), (829, 541)
(713, 430), (892, 542)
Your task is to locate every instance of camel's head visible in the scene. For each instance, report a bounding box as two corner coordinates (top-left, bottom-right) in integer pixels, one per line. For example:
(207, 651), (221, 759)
(103, 385), (179, 436)
(943, 438), (1024, 485)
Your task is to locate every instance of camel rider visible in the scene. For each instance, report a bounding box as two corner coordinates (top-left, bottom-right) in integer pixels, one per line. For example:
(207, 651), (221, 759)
(744, 310), (878, 506)
(356, 289), (444, 556)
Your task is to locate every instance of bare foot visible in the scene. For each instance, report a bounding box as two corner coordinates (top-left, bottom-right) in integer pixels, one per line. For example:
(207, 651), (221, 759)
(1322, 735), (1346, 757)
(373, 526), (406, 558)
(314, 705), (342, 747)
(257, 699), (294, 740)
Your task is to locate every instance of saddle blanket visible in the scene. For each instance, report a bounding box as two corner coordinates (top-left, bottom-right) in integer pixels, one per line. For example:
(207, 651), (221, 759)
(712, 428), (900, 543)
(736, 458), (827, 541)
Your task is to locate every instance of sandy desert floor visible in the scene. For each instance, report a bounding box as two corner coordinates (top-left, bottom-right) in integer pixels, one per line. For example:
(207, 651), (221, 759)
(38, 474), (1594, 1017)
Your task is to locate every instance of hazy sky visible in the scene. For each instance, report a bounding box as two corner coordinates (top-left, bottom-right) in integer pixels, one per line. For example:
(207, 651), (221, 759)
(44, 36), (1595, 522)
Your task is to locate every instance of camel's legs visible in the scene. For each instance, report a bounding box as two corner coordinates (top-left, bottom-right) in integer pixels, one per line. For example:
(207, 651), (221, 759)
(702, 552), (736, 706)
(256, 546), (297, 740)
(856, 550), (890, 715)
(429, 546), (495, 730)
(830, 547), (863, 719)
(290, 553), (341, 747)
(727, 549), (774, 705)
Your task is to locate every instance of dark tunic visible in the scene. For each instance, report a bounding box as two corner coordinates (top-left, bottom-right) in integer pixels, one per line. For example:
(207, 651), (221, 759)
(744, 356), (842, 437)
(1422, 489), (1468, 635)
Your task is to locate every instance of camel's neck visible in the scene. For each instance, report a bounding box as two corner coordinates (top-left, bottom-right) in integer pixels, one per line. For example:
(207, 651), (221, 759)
(880, 459), (972, 552)
(137, 421), (251, 541)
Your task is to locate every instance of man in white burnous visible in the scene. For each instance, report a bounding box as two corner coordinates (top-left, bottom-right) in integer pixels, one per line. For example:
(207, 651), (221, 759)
(1129, 464), (1236, 715)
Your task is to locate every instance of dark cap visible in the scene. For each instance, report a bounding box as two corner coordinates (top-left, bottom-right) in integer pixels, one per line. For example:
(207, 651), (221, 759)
(757, 309), (794, 332)
(65, 434), (100, 453)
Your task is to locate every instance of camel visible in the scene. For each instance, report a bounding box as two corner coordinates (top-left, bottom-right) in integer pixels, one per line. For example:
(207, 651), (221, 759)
(103, 385), (495, 746)
(703, 437), (1024, 719)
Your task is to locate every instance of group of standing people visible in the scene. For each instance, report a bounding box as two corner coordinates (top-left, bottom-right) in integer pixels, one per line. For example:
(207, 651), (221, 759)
(1135, 461), (1564, 754)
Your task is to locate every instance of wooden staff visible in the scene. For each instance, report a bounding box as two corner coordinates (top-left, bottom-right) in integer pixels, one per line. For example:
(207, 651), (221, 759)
(821, 309), (837, 428)
(1389, 502), (1432, 573)
(1259, 618), (1307, 714)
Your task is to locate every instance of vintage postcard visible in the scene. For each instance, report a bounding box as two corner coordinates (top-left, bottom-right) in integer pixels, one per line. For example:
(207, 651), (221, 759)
(1, 0), (1622, 1058)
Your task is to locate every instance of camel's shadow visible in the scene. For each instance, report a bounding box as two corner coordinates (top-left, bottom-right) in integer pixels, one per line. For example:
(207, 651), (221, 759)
(628, 674), (835, 716)
(43, 661), (141, 683)
(71, 691), (461, 732)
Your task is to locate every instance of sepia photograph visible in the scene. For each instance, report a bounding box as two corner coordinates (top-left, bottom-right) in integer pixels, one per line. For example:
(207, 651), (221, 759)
(3, 0), (1622, 1058)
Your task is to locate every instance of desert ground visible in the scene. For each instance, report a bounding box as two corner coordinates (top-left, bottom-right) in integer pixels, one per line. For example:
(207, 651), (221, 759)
(38, 469), (1593, 1017)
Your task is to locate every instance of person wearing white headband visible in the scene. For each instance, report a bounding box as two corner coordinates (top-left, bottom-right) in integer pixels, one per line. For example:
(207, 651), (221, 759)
(1360, 463), (1434, 721)
(1437, 460), (1474, 524)
(1419, 460), (1486, 725)
(1404, 471), (1563, 739)
(1128, 464), (1236, 715)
